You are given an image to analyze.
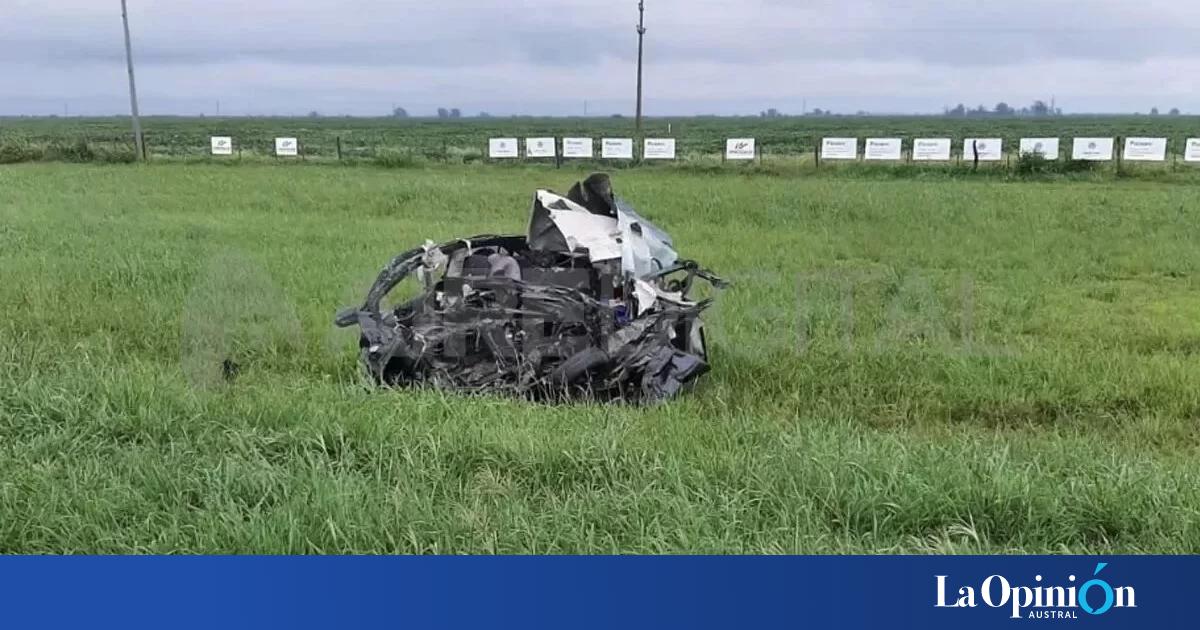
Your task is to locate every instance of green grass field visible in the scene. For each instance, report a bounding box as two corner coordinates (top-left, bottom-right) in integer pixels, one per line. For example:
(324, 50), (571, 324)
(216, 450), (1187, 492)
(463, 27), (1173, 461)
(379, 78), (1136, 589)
(2, 162), (1199, 553)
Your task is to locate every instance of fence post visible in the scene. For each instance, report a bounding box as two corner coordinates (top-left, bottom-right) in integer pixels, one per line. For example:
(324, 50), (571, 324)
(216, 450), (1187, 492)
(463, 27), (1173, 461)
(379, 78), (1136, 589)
(972, 140), (979, 172)
(336, 136), (342, 161)
(1116, 136), (1123, 175)
(813, 138), (820, 170)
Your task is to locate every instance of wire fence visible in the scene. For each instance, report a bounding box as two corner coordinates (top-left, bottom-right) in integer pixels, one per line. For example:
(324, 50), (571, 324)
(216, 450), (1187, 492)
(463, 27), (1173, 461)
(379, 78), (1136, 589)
(3, 131), (1200, 175)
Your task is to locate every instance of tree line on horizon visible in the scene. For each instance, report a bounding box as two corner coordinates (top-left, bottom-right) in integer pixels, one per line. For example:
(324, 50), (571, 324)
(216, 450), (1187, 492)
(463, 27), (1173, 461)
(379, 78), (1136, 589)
(945, 100), (1062, 117)
(943, 101), (1182, 117)
(246, 102), (1189, 119)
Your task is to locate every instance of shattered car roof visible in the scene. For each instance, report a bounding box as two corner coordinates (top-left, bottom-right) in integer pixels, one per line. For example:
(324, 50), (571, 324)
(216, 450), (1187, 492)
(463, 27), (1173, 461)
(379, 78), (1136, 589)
(336, 173), (727, 404)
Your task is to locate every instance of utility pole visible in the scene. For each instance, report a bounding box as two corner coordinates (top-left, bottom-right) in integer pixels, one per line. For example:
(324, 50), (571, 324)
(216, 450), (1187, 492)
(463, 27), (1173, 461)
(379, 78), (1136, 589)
(635, 0), (646, 132)
(120, 0), (144, 160)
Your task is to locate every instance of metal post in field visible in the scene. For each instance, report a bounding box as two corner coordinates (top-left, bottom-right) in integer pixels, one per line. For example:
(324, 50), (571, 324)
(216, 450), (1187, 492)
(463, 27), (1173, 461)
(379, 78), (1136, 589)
(635, 0), (646, 132)
(120, 0), (144, 161)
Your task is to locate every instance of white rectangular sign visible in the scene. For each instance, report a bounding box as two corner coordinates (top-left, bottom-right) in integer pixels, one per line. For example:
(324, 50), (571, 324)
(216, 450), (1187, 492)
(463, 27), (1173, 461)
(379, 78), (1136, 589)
(1072, 138), (1114, 161)
(525, 137), (556, 158)
(1186, 138), (1200, 162)
(643, 138), (676, 160)
(1019, 138), (1060, 160)
(210, 136), (233, 156)
(912, 138), (951, 161)
(821, 137), (858, 160)
(274, 137), (298, 157)
(562, 137), (593, 158)
(864, 138), (902, 161)
(601, 138), (634, 160)
(488, 138), (518, 159)
(1123, 137), (1167, 162)
(726, 138), (756, 160)
(963, 138), (1003, 161)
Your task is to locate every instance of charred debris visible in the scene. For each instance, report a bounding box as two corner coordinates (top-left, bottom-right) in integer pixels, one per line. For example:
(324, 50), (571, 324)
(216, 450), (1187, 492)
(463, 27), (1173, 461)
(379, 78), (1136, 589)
(335, 174), (727, 403)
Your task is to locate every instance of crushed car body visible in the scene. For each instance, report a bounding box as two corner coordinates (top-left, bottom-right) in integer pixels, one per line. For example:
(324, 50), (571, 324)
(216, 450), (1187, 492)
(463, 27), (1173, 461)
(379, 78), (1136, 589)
(335, 173), (727, 403)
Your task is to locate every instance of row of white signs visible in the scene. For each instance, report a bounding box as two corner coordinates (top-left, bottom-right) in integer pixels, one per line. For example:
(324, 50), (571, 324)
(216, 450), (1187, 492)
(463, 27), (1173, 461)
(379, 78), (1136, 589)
(211, 135), (668, 159)
(817, 137), (1187, 162)
(209, 135), (1200, 162)
(488, 137), (676, 159)
(492, 137), (1200, 162)
(210, 136), (299, 156)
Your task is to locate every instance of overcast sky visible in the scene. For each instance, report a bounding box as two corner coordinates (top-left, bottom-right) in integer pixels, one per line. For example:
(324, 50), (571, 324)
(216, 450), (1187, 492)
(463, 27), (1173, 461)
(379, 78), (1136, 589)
(2, 0), (1198, 116)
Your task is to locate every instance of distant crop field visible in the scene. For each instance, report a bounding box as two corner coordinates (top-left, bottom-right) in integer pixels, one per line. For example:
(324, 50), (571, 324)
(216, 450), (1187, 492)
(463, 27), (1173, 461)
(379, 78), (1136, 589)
(1, 163), (1198, 553)
(3, 115), (1200, 166)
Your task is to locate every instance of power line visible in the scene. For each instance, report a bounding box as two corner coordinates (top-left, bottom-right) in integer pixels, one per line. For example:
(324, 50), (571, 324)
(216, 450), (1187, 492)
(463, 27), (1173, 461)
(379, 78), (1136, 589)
(659, 23), (1200, 34)
(817, 26), (1200, 33)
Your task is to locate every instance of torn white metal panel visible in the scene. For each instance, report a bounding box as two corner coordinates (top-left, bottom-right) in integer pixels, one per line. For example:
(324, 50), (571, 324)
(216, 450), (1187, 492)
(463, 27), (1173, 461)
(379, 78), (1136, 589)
(633, 279), (659, 316)
(617, 203), (678, 280)
(536, 189), (589, 213)
(545, 209), (622, 261)
(530, 189), (623, 261)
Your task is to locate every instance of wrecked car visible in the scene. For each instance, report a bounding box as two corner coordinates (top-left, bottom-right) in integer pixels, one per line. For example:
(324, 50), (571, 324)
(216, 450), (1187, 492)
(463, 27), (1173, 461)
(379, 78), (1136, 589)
(334, 173), (727, 403)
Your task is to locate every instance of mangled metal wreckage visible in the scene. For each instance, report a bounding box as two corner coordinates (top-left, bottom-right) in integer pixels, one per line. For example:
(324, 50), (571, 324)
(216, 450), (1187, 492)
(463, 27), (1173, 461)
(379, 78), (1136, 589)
(335, 174), (726, 403)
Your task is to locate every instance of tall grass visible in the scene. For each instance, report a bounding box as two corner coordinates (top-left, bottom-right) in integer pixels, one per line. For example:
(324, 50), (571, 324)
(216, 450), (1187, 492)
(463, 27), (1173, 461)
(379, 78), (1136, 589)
(0, 139), (138, 164)
(1, 163), (1198, 553)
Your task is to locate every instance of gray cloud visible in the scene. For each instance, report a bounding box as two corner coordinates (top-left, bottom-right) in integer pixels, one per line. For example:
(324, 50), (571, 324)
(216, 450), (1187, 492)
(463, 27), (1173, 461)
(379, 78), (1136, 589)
(1, 0), (1198, 115)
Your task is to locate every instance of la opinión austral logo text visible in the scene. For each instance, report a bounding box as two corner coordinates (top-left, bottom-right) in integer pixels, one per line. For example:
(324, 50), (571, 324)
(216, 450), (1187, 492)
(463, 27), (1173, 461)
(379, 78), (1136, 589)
(936, 562), (1135, 620)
